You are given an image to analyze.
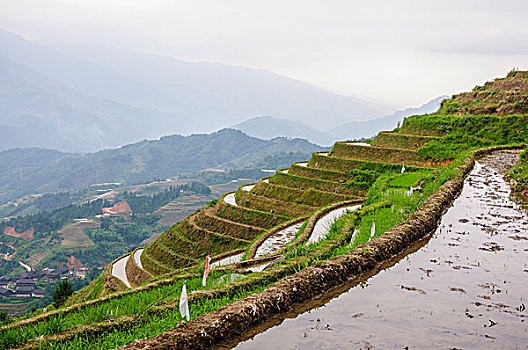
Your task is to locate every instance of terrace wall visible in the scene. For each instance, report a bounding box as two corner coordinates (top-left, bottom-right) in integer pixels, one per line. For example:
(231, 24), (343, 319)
(215, 196), (289, 229)
(252, 181), (354, 207)
(330, 142), (427, 166)
(370, 131), (438, 150)
(235, 190), (317, 218)
(270, 172), (368, 197)
(309, 153), (426, 173)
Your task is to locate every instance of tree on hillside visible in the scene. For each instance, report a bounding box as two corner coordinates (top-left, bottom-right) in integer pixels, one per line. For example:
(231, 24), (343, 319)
(0, 310), (8, 324)
(52, 279), (74, 308)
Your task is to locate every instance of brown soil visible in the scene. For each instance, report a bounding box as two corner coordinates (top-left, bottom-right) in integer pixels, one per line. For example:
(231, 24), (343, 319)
(3, 226), (34, 240)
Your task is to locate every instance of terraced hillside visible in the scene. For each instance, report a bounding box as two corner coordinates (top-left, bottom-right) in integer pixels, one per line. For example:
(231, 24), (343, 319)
(1, 71), (527, 350)
(134, 134), (440, 276)
(437, 70), (528, 116)
(76, 71), (528, 297)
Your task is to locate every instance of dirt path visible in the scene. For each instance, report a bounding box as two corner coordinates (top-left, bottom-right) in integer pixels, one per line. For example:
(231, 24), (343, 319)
(111, 255), (131, 288)
(234, 151), (528, 349)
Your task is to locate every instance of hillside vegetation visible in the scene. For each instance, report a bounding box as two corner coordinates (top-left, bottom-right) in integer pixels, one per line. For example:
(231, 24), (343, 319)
(1, 71), (527, 349)
(0, 129), (326, 205)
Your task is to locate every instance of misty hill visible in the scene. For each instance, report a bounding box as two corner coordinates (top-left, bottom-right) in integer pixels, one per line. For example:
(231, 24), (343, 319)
(1, 29), (388, 148)
(0, 55), (179, 152)
(231, 97), (447, 146)
(327, 96), (447, 140)
(231, 116), (336, 146)
(0, 129), (326, 205)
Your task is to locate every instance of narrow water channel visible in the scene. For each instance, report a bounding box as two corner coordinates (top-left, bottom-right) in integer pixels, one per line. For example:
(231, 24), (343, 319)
(233, 151), (528, 349)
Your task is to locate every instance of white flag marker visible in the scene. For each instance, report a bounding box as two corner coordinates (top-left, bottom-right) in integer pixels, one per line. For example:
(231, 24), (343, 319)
(370, 220), (376, 238)
(179, 281), (190, 321)
(202, 255), (211, 287)
(401, 165), (406, 174)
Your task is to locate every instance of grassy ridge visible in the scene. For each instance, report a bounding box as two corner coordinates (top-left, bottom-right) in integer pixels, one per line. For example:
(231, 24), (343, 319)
(194, 210), (264, 241)
(370, 131), (439, 150)
(289, 163), (379, 183)
(215, 196), (289, 229)
(402, 115), (528, 160)
(309, 153), (429, 173)
(270, 171), (369, 196)
(508, 149), (528, 193)
(235, 190), (317, 217)
(251, 181), (355, 207)
(330, 142), (428, 166)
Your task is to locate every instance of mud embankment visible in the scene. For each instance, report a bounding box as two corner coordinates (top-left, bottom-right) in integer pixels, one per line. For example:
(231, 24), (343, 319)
(125, 248), (153, 287)
(120, 147), (524, 349)
(234, 150), (528, 349)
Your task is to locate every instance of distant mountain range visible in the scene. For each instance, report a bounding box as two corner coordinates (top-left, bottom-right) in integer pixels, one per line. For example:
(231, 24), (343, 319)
(0, 129), (326, 205)
(0, 29), (391, 152)
(326, 95), (448, 140)
(231, 116), (334, 146)
(0, 55), (174, 152)
(231, 96), (447, 146)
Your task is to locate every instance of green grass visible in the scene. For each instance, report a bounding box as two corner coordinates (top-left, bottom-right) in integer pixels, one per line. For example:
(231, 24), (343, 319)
(0, 270), (243, 349)
(13, 281), (267, 350)
(330, 157), (460, 257)
(508, 149), (528, 191)
(387, 171), (432, 188)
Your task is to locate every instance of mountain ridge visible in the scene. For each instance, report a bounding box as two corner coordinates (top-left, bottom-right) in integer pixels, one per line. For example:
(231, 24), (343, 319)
(231, 96), (447, 145)
(1, 29), (389, 143)
(0, 128), (326, 205)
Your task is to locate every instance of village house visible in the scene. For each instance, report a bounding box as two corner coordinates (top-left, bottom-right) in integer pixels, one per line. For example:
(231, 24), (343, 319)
(74, 267), (91, 279)
(0, 287), (14, 298)
(0, 275), (11, 286)
(32, 288), (45, 298)
(15, 286), (34, 298)
(16, 278), (36, 288)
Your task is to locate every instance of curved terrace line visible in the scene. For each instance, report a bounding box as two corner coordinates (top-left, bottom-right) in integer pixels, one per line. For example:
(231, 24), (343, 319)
(255, 222), (304, 258)
(211, 253), (244, 268)
(111, 255), (131, 288)
(224, 192), (238, 206)
(133, 248), (144, 269)
(307, 204), (361, 244)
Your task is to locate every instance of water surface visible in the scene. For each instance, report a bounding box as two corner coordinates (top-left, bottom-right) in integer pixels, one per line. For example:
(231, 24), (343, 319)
(234, 151), (528, 349)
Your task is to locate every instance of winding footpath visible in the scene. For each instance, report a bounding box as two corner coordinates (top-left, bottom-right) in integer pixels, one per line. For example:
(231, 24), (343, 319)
(235, 151), (528, 349)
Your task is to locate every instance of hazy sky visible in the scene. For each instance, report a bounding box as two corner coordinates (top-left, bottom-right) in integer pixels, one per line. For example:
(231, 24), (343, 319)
(2, 0), (528, 108)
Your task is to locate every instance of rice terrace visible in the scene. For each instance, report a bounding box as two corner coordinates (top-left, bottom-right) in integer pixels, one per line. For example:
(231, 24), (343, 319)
(0, 70), (526, 349)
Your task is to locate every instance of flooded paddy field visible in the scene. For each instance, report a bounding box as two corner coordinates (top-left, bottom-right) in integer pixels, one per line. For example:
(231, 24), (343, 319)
(232, 151), (528, 349)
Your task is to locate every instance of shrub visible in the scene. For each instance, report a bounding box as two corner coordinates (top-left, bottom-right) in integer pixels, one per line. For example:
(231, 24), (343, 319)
(53, 279), (75, 308)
